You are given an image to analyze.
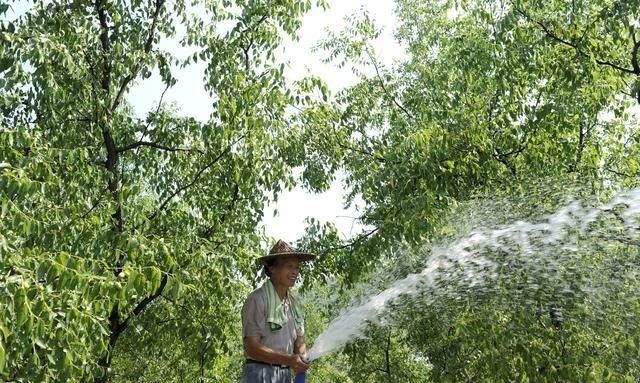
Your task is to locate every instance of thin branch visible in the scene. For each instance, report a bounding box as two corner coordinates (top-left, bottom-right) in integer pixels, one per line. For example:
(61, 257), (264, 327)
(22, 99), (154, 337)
(95, 0), (111, 93)
(241, 43), (250, 71)
(319, 227), (380, 256)
(117, 140), (204, 154)
(201, 183), (239, 239)
(604, 166), (634, 178)
(514, 5), (636, 75)
(147, 134), (247, 222)
(153, 316), (181, 326)
(81, 187), (109, 219)
(571, 119), (591, 172)
(495, 144), (527, 159)
(114, 273), (169, 340)
(137, 82), (170, 156)
(489, 88), (545, 175)
(364, 48), (415, 120)
(110, 0), (166, 113)
(235, 12), (269, 72)
(384, 330), (391, 378)
(632, 35), (640, 103)
(492, 153), (518, 176)
(239, 13), (268, 35)
(336, 141), (393, 164)
(632, 34), (639, 75)
(94, 5), (122, 379)
(94, 0), (123, 231)
(83, 48), (101, 92)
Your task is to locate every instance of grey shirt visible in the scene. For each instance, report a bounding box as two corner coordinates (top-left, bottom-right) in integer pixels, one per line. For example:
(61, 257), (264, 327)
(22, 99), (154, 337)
(241, 284), (304, 357)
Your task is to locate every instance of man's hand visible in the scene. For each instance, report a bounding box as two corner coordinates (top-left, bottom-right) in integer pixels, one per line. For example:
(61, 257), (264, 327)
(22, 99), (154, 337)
(289, 354), (309, 374)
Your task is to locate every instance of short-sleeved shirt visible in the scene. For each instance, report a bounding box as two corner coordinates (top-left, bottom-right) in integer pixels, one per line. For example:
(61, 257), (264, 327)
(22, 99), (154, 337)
(241, 284), (304, 357)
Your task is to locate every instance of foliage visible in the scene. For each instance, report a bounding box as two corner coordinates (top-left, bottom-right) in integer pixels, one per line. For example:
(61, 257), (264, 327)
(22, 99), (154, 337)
(391, 188), (640, 382)
(302, 0), (640, 261)
(3, 0), (640, 381)
(297, 0), (640, 381)
(0, 0), (325, 381)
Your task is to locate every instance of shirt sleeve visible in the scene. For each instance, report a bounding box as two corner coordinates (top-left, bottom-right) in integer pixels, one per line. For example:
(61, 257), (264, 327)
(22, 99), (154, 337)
(294, 301), (305, 338)
(296, 321), (305, 338)
(242, 292), (267, 338)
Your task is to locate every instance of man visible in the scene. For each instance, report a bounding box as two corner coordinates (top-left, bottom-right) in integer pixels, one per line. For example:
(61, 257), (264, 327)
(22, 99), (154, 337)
(241, 240), (315, 382)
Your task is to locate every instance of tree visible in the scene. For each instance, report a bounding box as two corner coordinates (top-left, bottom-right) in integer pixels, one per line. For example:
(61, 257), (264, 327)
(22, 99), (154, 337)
(0, 0), (325, 381)
(300, 0), (640, 282)
(297, 0), (640, 380)
(3, 0), (640, 380)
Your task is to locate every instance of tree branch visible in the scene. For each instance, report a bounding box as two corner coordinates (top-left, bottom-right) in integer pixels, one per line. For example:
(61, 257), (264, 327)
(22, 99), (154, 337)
(94, 0), (122, 231)
(81, 187), (109, 219)
(201, 183), (239, 239)
(632, 35), (640, 103)
(632, 33), (639, 74)
(604, 166), (634, 178)
(136, 82), (170, 156)
(147, 134), (247, 222)
(513, 5), (636, 75)
(236, 12), (269, 71)
(110, 0), (166, 113)
(241, 42), (251, 71)
(488, 88), (546, 175)
(95, 0), (111, 94)
(336, 141), (394, 164)
(384, 330), (391, 377)
(319, 227), (380, 256)
(117, 140), (204, 154)
(93, 5), (165, 381)
(94, 4), (122, 381)
(492, 152), (518, 176)
(239, 13), (268, 35)
(364, 48), (415, 121)
(113, 273), (169, 342)
(570, 119), (590, 172)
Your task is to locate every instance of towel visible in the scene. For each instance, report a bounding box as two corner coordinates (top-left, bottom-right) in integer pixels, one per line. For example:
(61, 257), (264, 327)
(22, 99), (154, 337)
(264, 279), (304, 332)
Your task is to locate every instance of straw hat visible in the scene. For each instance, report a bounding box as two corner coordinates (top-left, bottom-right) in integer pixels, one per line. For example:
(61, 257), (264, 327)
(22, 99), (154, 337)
(259, 240), (316, 263)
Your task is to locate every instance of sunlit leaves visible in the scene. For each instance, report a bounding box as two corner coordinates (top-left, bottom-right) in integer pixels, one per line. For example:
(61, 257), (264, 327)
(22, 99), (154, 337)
(300, 0), (640, 276)
(295, 0), (640, 380)
(1, 0), (322, 382)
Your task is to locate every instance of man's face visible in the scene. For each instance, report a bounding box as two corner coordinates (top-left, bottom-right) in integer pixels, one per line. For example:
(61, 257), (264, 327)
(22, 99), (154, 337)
(269, 257), (301, 288)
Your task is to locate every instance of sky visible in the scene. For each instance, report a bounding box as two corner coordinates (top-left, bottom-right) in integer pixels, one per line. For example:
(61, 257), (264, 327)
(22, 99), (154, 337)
(126, 0), (406, 243)
(259, 0), (405, 242)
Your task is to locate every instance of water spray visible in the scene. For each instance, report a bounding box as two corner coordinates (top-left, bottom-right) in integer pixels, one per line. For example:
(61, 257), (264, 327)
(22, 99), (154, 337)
(304, 188), (640, 362)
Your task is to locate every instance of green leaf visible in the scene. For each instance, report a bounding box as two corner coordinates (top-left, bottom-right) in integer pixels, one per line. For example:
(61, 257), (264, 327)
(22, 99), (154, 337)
(15, 288), (28, 326)
(0, 341), (5, 373)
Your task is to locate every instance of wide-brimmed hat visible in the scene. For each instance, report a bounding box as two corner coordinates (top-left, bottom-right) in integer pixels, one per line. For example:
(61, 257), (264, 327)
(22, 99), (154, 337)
(258, 240), (316, 263)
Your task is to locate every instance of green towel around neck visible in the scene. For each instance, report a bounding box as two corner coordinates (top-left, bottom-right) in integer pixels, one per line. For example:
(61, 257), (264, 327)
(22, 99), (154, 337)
(264, 280), (304, 332)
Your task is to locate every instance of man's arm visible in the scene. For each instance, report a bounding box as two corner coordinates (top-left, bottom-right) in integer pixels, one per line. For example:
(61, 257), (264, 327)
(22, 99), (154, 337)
(244, 336), (309, 373)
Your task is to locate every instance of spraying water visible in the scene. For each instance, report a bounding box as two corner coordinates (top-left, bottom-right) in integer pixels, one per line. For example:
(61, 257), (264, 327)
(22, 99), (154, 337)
(307, 188), (640, 361)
